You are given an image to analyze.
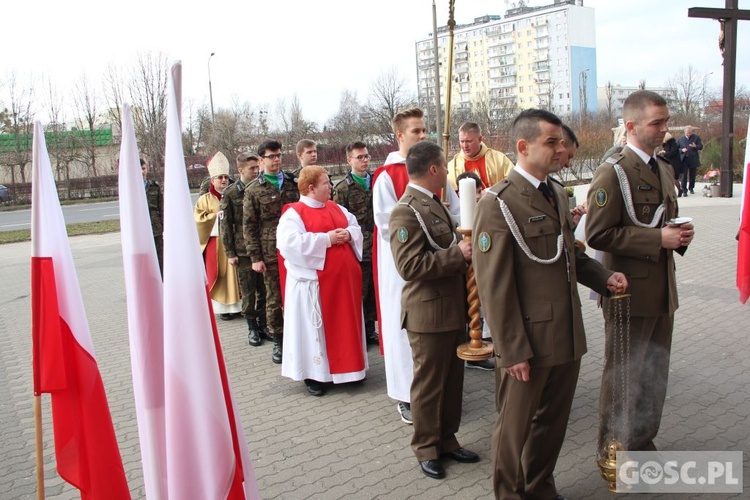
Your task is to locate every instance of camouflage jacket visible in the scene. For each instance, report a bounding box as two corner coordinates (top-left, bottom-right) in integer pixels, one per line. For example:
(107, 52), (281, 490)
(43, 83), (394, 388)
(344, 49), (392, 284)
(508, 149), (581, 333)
(333, 172), (373, 261)
(243, 172), (300, 264)
(219, 180), (249, 258)
(144, 180), (163, 237)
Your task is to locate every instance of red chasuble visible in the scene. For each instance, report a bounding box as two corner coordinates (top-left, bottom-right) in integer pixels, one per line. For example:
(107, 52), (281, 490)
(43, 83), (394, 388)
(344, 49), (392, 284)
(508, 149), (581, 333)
(281, 201), (364, 374)
(464, 156), (490, 189)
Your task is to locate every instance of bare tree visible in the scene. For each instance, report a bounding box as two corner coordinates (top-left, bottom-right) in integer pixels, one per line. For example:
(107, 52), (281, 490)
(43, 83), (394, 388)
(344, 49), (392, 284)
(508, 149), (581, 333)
(273, 94), (318, 147)
(72, 74), (100, 177)
(45, 78), (82, 194)
(667, 66), (703, 119)
(102, 64), (126, 129)
(604, 81), (614, 120)
(366, 67), (416, 143)
(206, 98), (256, 158)
(1, 72), (35, 185)
(129, 52), (169, 169)
(326, 90), (371, 145)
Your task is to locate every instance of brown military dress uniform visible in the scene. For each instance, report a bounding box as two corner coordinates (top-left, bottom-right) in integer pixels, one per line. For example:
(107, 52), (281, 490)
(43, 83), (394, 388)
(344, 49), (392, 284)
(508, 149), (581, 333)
(473, 169), (613, 499)
(243, 172), (300, 338)
(586, 146), (682, 457)
(389, 185), (469, 463)
(333, 172), (377, 341)
(219, 180), (266, 324)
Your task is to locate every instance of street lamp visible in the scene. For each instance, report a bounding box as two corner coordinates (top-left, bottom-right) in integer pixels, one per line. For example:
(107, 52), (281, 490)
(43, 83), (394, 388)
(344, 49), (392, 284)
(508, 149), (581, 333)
(208, 52), (216, 121)
(579, 68), (590, 121)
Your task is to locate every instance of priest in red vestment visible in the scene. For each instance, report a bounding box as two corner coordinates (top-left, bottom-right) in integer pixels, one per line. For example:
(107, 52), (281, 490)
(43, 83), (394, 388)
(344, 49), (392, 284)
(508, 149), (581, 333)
(447, 122), (514, 190)
(277, 165), (368, 396)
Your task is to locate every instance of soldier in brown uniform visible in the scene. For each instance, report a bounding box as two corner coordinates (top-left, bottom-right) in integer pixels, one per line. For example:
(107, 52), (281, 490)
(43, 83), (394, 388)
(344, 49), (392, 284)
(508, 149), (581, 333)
(243, 140), (300, 364)
(586, 90), (695, 458)
(389, 141), (478, 481)
(220, 153), (268, 346)
(473, 109), (627, 499)
(141, 158), (163, 274)
(333, 141), (377, 345)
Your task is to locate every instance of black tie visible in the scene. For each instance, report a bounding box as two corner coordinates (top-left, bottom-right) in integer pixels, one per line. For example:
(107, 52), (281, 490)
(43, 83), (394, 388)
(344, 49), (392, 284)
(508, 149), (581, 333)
(648, 157), (659, 175)
(538, 181), (555, 207)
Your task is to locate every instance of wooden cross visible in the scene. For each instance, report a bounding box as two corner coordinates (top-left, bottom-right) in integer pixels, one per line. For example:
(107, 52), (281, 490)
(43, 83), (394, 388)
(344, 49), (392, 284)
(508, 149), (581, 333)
(689, 1), (750, 197)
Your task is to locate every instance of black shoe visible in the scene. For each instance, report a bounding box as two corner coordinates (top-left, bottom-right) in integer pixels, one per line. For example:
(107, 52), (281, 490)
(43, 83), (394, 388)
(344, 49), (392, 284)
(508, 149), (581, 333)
(553, 495), (567, 500)
(419, 460), (445, 479)
(304, 379), (326, 396)
(397, 401), (413, 425)
(365, 321), (379, 346)
(466, 359), (495, 371)
(689, 189), (695, 194)
(220, 313), (233, 321)
(441, 448), (480, 463)
(258, 316), (272, 341)
(272, 335), (283, 364)
(247, 319), (262, 347)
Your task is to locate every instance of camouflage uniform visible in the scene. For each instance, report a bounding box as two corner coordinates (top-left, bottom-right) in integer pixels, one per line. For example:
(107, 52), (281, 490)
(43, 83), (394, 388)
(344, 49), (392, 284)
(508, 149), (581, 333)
(333, 172), (377, 343)
(219, 180), (266, 325)
(144, 180), (164, 274)
(243, 172), (300, 338)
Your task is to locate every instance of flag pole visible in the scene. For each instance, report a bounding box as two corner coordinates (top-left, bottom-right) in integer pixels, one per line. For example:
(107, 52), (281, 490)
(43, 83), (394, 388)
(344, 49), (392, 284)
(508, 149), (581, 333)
(34, 395), (45, 499)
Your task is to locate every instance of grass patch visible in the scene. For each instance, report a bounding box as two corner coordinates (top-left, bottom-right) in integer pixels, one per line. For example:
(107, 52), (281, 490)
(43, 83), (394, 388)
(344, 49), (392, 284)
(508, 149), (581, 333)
(0, 219), (120, 245)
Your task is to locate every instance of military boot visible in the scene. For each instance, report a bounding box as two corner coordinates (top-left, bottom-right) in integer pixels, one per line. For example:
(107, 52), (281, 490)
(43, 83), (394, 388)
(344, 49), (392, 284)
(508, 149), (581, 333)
(258, 314), (273, 341)
(365, 320), (379, 346)
(271, 334), (283, 364)
(247, 318), (262, 347)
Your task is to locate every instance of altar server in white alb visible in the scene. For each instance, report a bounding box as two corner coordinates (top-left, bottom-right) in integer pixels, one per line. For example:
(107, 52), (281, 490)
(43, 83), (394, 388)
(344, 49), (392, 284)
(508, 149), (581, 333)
(277, 165), (368, 397)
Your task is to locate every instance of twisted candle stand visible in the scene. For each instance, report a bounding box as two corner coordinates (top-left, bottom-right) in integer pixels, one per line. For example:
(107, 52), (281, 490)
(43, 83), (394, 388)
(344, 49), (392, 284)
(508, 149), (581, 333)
(456, 228), (494, 361)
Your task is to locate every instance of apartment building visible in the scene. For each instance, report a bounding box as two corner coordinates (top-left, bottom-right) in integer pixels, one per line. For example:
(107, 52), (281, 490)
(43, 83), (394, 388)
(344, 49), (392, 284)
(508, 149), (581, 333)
(415, 0), (596, 127)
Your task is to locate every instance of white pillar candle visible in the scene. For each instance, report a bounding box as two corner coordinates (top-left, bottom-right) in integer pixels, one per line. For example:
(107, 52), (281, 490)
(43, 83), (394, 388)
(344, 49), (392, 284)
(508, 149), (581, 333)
(458, 177), (476, 229)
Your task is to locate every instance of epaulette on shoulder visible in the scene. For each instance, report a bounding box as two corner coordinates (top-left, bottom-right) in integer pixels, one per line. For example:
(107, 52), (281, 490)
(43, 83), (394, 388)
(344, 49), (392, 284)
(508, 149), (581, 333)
(548, 176), (565, 188)
(333, 176), (349, 189)
(604, 151), (625, 166)
(486, 178), (511, 198)
(283, 171), (297, 182)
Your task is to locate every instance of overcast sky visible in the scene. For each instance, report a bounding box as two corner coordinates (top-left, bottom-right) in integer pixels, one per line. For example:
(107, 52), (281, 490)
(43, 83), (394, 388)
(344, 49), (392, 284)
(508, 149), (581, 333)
(2, 0), (748, 126)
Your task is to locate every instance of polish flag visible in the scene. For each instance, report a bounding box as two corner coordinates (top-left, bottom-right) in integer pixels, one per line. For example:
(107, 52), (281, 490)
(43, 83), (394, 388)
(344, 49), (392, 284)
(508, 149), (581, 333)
(118, 103), (167, 499)
(30, 121), (130, 499)
(738, 113), (750, 304)
(162, 62), (259, 499)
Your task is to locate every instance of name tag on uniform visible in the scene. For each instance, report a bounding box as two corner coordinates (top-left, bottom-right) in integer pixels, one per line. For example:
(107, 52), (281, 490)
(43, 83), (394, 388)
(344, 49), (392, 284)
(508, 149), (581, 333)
(637, 185), (653, 191)
(528, 215), (546, 223)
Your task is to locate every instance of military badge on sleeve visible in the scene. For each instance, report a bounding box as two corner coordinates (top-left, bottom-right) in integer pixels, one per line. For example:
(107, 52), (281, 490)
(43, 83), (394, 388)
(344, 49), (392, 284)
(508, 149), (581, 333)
(595, 188), (608, 207)
(478, 231), (491, 252)
(396, 227), (409, 243)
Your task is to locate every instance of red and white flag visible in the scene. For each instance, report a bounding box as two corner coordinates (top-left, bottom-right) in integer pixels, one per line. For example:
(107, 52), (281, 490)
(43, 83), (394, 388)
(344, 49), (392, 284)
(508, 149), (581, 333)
(738, 112), (750, 304)
(118, 103), (167, 499)
(30, 121), (130, 499)
(163, 62), (259, 499)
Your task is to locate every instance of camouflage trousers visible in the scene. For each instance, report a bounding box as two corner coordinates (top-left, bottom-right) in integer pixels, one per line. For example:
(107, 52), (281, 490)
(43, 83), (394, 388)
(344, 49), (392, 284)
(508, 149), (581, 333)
(361, 261), (376, 323)
(237, 257), (266, 320)
(263, 261), (284, 336)
(154, 235), (163, 277)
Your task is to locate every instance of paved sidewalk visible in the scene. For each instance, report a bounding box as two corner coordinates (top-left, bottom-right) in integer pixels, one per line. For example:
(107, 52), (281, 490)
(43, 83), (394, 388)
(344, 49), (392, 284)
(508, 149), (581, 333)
(0, 182), (747, 499)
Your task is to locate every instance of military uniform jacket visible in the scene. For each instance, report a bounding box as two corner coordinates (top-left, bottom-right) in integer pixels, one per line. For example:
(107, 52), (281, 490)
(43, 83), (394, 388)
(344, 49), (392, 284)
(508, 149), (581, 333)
(389, 185), (468, 334)
(586, 146), (680, 317)
(333, 172), (374, 262)
(243, 173), (300, 264)
(144, 180), (163, 236)
(219, 180), (248, 258)
(473, 170), (613, 368)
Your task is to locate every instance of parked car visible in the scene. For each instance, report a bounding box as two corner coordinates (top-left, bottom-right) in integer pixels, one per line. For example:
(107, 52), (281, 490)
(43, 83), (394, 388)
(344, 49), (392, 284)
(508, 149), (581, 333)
(0, 184), (11, 203)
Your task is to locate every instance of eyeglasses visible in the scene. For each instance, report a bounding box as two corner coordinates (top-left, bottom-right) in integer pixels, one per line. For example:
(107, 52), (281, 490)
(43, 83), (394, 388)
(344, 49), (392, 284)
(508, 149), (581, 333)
(262, 153), (283, 160)
(216, 175), (230, 180)
(350, 154), (371, 161)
